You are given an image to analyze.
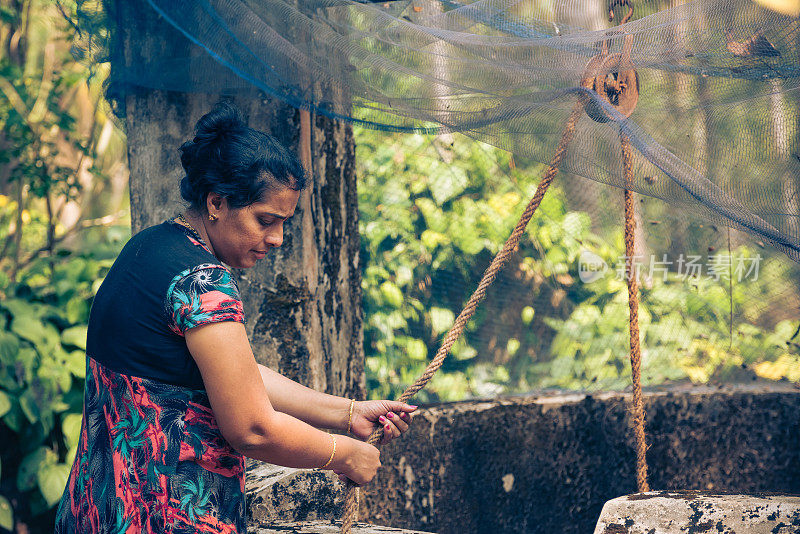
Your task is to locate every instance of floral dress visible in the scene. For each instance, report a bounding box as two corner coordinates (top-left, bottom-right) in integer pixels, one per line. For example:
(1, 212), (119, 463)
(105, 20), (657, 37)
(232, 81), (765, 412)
(54, 218), (248, 533)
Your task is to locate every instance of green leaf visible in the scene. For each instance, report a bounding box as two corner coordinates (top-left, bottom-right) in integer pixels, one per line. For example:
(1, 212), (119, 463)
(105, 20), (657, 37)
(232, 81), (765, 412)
(420, 229), (449, 251)
(66, 350), (86, 378)
(774, 320), (797, 340)
(0, 6), (13, 26)
(0, 332), (20, 365)
(3, 404), (23, 433)
(37, 352), (72, 394)
(1, 299), (43, 320)
(15, 347), (38, 382)
(406, 338), (427, 361)
(61, 325), (88, 350)
(65, 297), (88, 325)
(62, 413), (83, 450)
(65, 445), (77, 467)
(0, 495), (13, 531)
(0, 391), (10, 418)
(19, 388), (41, 424)
(0, 372), (15, 391)
(430, 307), (455, 335)
(379, 282), (404, 308)
(11, 317), (59, 354)
(451, 223), (483, 255)
(451, 339), (477, 361)
(415, 198), (447, 233)
(17, 447), (47, 492)
(521, 306), (535, 325)
(92, 278), (104, 295)
(37, 463), (70, 507)
(50, 400), (71, 414)
(429, 166), (467, 204)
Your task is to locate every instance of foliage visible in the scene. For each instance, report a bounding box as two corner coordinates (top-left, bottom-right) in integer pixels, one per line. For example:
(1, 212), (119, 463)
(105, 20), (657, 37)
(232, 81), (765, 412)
(0, 0), (128, 530)
(0, 0), (128, 286)
(542, 246), (800, 390)
(355, 128), (800, 402)
(356, 127), (602, 401)
(0, 225), (126, 530)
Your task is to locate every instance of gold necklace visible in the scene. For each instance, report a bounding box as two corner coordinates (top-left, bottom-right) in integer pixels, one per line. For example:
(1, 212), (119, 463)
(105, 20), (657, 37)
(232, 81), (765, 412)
(176, 214), (205, 243)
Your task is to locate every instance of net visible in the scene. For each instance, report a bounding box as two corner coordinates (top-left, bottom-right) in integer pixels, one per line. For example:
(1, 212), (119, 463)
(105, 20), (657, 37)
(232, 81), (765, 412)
(71, 0), (800, 398)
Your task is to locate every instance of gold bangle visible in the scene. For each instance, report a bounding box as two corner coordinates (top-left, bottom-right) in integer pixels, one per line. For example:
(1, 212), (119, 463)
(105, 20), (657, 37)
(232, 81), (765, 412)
(320, 434), (336, 469)
(346, 399), (356, 434)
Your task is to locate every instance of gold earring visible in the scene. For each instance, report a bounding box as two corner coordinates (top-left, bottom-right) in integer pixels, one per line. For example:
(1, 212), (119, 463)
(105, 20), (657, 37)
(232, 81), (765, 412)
(209, 214), (218, 221)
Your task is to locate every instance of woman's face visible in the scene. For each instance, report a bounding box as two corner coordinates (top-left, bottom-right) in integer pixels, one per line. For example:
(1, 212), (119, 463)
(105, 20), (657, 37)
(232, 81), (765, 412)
(205, 185), (301, 269)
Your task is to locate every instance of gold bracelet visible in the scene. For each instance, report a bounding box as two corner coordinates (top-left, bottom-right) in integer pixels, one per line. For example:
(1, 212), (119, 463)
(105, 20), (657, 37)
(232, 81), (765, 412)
(346, 399), (356, 434)
(320, 433), (336, 469)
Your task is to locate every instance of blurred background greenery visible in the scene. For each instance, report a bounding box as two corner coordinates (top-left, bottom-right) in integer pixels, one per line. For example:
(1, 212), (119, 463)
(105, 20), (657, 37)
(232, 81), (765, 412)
(0, 1), (129, 531)
(0, 0), (798, 532)
(357, 129), (800, 402)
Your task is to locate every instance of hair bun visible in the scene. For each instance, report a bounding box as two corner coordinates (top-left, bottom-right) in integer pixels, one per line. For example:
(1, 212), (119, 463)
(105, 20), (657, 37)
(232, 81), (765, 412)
(179, 175), (194, 203)
(193, 100), (246, 144)
(178, 99), (307, 213)
(179, 140), (198, 172)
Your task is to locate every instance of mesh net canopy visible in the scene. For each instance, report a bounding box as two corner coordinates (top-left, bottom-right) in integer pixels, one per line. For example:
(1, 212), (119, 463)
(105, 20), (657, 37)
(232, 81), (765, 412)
(73, 0), (800, 397)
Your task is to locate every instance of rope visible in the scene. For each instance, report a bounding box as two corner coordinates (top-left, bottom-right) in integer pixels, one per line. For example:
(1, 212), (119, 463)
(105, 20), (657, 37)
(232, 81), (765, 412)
(339, 9), (647, 528)
(338, 102), (585, 534)
(620, 130), (650, 493)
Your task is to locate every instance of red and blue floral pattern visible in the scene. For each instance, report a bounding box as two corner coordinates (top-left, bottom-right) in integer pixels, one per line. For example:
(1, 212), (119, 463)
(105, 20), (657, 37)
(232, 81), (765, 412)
(54, 357), (246, 533)
(55, 220), (249, 533)
(167, 264), (245, 335)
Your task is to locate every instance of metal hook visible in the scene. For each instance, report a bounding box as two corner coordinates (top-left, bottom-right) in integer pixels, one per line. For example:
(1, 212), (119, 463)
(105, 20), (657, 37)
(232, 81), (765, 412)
(609, 0), (634, 24)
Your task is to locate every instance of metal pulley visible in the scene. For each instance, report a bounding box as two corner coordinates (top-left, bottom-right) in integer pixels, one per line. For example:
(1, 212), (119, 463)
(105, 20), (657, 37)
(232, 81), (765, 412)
(580, 51), (639, 123)
(581, 4), (639, 123)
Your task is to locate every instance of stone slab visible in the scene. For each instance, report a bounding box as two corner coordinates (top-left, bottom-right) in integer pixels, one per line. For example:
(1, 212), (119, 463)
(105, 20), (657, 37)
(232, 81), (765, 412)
(247, 461), (345, 525)
(253, 520), (435, 533)
(593, 491), (800, 534)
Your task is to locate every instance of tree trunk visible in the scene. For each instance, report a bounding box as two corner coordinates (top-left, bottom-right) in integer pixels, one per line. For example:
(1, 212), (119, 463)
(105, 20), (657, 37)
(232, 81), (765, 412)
(117, 1), (364, 398)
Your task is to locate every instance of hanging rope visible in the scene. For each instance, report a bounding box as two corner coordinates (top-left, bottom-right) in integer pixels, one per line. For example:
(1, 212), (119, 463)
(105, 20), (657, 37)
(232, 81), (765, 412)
(339, 8), (650, 524)
(611, 0), (649, 492)
(620, 130), (650, 493)
(339, 101), (585, 534)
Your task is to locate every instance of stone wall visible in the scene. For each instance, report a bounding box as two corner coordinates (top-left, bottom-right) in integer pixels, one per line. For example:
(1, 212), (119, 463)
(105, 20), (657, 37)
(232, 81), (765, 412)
(356, 384), (800, 534)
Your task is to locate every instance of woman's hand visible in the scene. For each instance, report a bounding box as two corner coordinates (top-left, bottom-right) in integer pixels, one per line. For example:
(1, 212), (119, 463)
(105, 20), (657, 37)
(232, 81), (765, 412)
(348, 400), (418, 444)
(331, 436), (381, 486)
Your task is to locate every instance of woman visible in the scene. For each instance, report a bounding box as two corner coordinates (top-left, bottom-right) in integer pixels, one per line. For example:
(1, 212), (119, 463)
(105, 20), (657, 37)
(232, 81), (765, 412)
(54, 101), (416, 533)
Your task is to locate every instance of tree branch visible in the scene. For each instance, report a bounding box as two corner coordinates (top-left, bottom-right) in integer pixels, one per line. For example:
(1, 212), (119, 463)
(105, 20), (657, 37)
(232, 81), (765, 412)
(16, 210), (127, 270)
(9, 176), (25, 281)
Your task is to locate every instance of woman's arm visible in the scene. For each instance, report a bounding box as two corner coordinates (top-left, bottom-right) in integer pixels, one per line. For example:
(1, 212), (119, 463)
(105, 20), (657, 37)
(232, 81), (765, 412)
(256, 363), (418, 442)
(256, 363), (350, 431)
(185, 320), (381, 485)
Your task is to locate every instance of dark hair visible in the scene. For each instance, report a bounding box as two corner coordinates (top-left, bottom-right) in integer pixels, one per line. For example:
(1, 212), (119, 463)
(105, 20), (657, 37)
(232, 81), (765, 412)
(179, 101), (307, 212)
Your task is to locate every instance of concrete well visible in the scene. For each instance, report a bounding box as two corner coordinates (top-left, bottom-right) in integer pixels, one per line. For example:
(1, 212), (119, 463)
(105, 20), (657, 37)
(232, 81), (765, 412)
(359, 384), (800, 533)
(246, 384), (800, 534)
